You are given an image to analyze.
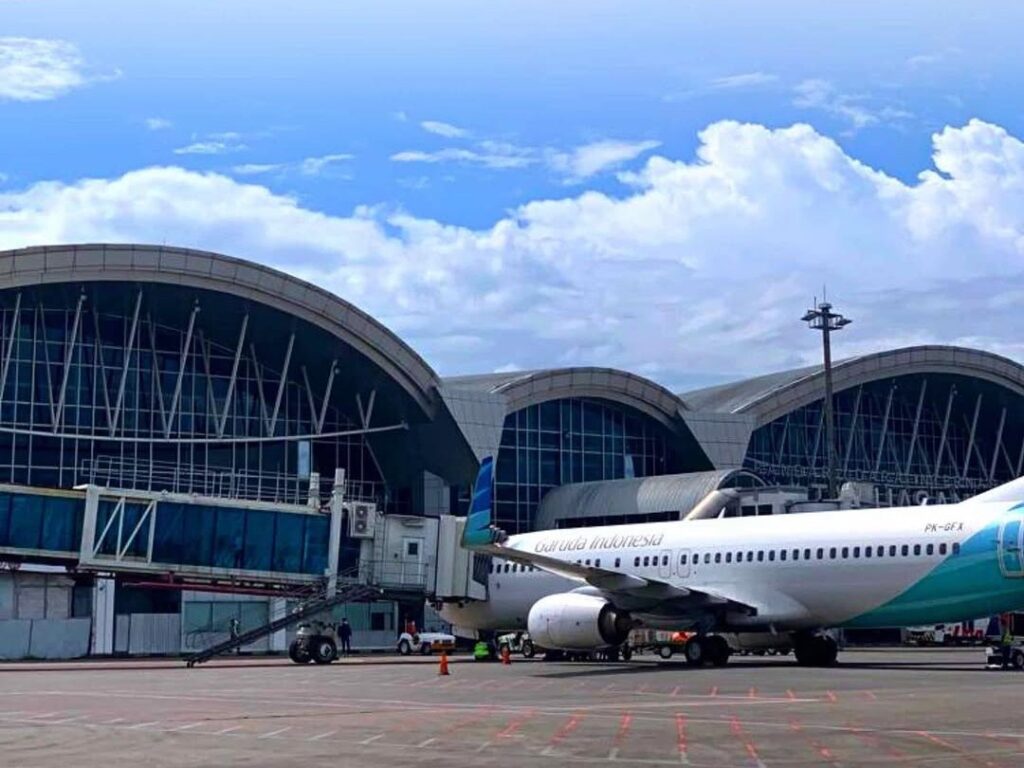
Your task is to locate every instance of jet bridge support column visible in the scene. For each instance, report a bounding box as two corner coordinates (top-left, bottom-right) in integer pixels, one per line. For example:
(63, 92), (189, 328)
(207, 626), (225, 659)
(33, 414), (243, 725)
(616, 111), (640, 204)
(326, 469), (346, 598)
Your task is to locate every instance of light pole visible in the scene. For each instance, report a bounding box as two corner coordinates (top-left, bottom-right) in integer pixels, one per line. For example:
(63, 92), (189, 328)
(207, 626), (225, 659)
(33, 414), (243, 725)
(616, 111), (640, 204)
(802, 300), (852, 500)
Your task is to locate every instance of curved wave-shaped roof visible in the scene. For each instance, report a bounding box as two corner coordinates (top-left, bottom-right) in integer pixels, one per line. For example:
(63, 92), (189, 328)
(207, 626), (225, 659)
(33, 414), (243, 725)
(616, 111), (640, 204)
(682, 345), (1024, 427)
(444, 367), (687, 430)
(534, 469), (763, 530)
(0, 243), (440, 415)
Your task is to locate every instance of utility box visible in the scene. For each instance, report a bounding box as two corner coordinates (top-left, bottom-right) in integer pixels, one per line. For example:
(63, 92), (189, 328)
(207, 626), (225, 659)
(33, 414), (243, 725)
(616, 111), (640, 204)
(347, 502), (378, 538)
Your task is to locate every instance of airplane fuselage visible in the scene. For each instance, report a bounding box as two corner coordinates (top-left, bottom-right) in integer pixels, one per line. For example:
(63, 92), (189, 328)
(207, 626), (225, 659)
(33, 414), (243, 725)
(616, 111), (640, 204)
(441, 499), (1024, 635)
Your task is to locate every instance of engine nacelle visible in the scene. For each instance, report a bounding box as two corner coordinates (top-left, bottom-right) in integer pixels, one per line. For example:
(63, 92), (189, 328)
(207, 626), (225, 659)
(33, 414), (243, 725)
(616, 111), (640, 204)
(527, 593), (631, 651)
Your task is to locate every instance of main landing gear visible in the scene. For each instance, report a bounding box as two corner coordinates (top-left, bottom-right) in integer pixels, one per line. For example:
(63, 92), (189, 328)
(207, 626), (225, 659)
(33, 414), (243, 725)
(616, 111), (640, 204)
(684, 635), (731, 667)
(793, 633), (839, 666)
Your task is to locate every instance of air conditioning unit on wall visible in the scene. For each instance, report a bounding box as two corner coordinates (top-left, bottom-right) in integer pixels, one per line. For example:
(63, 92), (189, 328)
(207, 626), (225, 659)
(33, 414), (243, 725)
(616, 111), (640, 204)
(347, 502), (378, 539)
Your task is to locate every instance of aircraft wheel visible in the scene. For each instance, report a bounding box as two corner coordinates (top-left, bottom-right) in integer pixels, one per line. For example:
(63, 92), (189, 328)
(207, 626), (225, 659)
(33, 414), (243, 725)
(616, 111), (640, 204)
(684, 636), (706, 667)
(708, 636), (731, 667)
(521, 640), (536, 658)
(289, 641), (311, 664)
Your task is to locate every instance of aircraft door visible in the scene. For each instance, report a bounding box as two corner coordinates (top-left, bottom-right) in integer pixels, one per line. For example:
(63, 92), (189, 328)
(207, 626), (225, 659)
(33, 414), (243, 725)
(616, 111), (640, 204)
(658, 549), (673, 579)
(997, 513), (1024, 577)
(676, 549), (691, 579)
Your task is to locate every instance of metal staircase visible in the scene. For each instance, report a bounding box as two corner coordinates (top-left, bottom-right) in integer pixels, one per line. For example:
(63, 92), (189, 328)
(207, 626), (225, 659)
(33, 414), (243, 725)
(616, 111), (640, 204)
(184, 578), (382, 667)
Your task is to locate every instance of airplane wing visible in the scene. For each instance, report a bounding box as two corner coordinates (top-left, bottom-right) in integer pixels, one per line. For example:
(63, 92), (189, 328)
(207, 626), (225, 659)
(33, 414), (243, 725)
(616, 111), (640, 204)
(462, 457), (756, 615)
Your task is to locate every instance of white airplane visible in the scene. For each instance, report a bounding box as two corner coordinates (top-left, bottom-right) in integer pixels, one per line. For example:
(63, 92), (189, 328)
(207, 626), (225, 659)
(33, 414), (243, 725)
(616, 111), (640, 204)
(440, 457), (1024, 666)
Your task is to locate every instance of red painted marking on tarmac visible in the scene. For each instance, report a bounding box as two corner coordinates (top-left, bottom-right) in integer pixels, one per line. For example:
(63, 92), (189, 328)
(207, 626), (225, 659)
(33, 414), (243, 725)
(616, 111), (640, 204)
(862, 690), (877, 701)
(825, 690), (837, 703)
(613, 711), (633, 747)
(915, 730), (999, 768)
(846, 721), (906, 761)
(675, 713), (688, 763)
(730, 716), (764, 766)
(496, 708), (536, 739)
(786, 689), (796, 701)
(790, 719), (839, 766)
(547, 712), (585, 747)
(637, 684), (649, 694)
(748, 686), (757, 699)
(670, 685), (681, 697)
(710, 686), (718, 697)
(441, 706), (495, 736)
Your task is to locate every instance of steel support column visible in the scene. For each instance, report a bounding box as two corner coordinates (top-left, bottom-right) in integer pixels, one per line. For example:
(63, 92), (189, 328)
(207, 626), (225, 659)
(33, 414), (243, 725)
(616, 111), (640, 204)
(842, 385), (863, 473)
(962, 393), (982, 478)
(268, 333), (294, 436)
(933, 385), (956, 480)
(165, 302), (200, 437)
(874, 383), (895, 473)
(990, 407), (1007, 482)
(53, 292), (86, 431)
(110, 290), (144, 435)
(216, 314), (249, 437)
(0, 292), (21, 405)
(904, 379), (928, 475)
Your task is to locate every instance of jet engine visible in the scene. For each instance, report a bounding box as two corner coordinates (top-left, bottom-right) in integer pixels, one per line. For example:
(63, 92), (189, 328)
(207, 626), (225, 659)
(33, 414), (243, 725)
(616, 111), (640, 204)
(527, 593), (632, 650)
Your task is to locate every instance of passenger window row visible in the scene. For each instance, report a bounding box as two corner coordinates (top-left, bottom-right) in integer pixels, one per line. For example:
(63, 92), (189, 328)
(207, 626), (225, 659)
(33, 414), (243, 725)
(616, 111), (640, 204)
(678, 541), (958, 567)
(488, 541), (961, 575)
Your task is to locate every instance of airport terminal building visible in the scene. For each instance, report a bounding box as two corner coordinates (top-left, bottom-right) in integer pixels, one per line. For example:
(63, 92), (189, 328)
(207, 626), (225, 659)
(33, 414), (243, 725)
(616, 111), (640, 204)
(1, 243), (1023, 657)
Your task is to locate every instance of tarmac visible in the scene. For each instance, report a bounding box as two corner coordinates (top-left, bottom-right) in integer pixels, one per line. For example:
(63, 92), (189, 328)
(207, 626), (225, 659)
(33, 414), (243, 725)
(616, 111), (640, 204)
(0, 647), (1021, 767)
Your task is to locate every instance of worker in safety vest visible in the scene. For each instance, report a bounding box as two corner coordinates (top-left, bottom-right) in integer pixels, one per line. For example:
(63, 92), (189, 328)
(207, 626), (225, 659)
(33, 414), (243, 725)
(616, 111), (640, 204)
(1001, 620), (1014, 669)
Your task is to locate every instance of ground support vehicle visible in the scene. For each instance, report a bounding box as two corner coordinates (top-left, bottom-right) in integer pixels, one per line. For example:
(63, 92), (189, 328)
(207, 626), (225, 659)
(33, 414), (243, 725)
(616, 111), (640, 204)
(496, 632), (537, 658)
(985, 642), (1024, 670)
(289, 620), (339, 664)
(397, 630), (456, 655)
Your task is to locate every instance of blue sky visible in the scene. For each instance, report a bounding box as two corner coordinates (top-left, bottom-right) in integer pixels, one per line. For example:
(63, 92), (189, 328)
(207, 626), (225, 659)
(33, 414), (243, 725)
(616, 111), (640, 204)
(2, 2), (1024, 388)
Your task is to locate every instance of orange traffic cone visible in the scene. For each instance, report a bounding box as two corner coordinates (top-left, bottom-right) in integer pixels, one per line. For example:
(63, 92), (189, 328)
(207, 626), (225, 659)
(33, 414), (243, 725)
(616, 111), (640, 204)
(438, 652), (450, 676)
(501, 646), (511, 665)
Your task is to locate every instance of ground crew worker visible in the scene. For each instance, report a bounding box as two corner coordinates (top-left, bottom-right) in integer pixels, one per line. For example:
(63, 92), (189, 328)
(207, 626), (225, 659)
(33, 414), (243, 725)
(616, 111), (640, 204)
(338, 617), (353, 657)
(1001, 621), (1014, 669)
(229, 617), (241, 655)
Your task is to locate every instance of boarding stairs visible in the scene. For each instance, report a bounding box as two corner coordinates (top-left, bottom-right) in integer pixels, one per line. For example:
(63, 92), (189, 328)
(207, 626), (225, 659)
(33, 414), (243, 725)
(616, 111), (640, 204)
(185, 573), (381, 667)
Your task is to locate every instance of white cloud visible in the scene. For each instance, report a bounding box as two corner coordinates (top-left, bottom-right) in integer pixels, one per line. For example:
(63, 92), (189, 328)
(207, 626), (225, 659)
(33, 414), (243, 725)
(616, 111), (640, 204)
(420, 120), (469, 139)
(0, 37), (115, 101)
(299, 153), (354, 176)
(709, 72), (778, 90)
(548, 139), (660, 182)
(3, 119), (1024, 384)
(145, 117), (172, 131)
(231, 163), (284, 175)
(793, 79), (912, 133)
(174, 140), (248, 155)
(391, 146), (535, 170)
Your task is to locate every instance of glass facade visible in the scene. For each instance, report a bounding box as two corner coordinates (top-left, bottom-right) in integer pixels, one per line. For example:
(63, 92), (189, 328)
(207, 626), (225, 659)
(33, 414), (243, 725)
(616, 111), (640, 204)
(0, 284), (389, 507)
(746, 373), (1024, 503)
(494, 397), (682, 534)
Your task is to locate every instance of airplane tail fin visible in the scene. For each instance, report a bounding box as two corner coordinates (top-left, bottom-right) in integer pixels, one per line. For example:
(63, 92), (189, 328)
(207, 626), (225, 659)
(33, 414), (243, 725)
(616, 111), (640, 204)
(461, 457), (505, 549)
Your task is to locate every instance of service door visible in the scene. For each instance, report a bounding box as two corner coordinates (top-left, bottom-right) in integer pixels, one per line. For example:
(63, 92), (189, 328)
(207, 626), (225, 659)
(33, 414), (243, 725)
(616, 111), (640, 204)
(998, 513), (1024, 577)
(676, 549), (691, 579)
(658, 549), (673, 579)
